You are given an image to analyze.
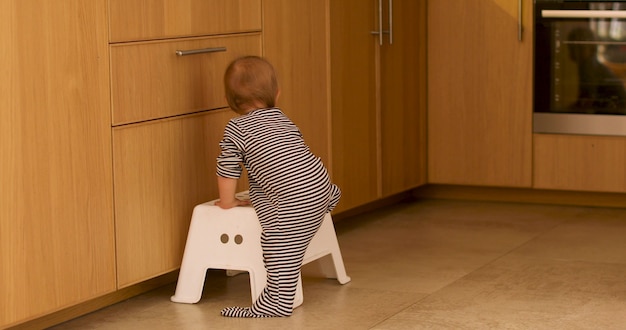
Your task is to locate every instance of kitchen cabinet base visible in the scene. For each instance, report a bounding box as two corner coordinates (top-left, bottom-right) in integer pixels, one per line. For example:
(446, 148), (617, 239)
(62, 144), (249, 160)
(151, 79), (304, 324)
(414, 185), (626, 209)
(4, 272), (179, 330)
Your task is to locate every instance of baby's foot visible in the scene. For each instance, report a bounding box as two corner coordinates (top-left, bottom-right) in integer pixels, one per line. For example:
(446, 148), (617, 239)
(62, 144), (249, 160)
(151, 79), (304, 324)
(220, 306), (271, 318)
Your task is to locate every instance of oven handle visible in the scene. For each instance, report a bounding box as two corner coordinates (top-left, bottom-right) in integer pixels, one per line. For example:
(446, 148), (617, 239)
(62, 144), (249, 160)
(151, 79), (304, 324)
(542, 10), (626, 19)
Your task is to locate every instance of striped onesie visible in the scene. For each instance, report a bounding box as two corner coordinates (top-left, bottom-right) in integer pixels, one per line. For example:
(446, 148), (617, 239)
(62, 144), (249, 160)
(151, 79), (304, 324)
(216, 107), (341, 317)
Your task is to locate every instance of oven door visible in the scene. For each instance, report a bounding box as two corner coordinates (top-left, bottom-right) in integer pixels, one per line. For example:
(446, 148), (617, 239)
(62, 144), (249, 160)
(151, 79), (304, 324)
(534, 1), (626, 136)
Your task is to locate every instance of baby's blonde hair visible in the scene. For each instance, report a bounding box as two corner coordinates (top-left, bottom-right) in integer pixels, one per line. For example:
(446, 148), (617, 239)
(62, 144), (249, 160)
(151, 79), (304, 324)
(224, 56), (279, 114)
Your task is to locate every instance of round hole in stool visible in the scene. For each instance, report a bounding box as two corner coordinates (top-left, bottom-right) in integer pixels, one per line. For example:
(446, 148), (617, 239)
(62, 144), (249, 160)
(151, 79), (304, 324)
(234, 234), (243, 244)
(220, 234), (229, 244)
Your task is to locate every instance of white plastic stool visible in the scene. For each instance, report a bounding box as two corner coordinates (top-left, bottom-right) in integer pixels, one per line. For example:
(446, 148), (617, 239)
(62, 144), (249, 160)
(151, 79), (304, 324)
(170, 192), (351, 307)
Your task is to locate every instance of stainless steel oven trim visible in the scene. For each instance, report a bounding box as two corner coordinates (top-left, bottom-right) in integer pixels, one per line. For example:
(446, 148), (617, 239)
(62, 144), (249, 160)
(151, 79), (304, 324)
(534, 113), (626, 136)
(542, 10), (626, 19)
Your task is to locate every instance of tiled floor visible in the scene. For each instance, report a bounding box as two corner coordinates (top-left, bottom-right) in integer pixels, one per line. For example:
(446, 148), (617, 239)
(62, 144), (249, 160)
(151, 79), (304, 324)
(50, 199), (626, 329)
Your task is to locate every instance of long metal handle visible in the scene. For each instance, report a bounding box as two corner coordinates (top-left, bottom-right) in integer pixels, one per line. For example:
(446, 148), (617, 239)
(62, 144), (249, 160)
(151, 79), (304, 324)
(378, 0), (383, 45)
(370, 0), (383, 45)
(518, 0), (522, 41)
(388, 0), (393, 44)
(542, 10), (626, 19)
(175, 47), (227, 56)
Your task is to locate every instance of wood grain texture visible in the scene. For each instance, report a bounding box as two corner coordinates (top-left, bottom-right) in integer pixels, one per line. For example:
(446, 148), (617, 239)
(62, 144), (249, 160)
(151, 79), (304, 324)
(380, 0), (428, 196)
(113, 110), (246, 287)
(110, 34), (262, 125)
(330, 0), (427, 211)
(534, 134), (626, 192)
(109, 0), (262, 42)
(261, 0), (331, 165)
(330, 0), (380, 211)
(1, 1), (115, 326)
(428, 0), (533, 187)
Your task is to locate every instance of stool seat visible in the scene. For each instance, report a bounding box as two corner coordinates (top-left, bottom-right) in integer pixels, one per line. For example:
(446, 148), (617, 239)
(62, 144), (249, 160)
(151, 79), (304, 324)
(170, 192), (351, 308)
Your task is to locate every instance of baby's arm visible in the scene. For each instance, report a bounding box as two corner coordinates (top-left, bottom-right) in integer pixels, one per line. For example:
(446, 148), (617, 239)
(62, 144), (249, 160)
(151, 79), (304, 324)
(215, 176), (249, 209)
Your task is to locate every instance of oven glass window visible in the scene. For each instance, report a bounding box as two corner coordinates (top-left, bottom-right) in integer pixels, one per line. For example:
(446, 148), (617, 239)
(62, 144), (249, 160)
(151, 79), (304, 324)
(535, 2), (626, 115)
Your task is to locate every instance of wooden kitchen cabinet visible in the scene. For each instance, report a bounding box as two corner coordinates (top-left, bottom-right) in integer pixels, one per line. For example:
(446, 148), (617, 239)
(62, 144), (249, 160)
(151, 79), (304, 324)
(109, 1), (259, 287)
(329, 0), (427, 211)
(380, 0), (428, 196)
(428, 0), (533, 187)
(329, 0), (379, 211)
(1, 1), (115, 327)
(534, 134), (626, 192)
(113, 111), (244, 287)
(257, 0), (428, 214)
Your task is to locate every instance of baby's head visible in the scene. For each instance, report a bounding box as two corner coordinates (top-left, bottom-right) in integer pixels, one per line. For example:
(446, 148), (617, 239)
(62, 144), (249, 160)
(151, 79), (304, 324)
(224, 56), (279, 114)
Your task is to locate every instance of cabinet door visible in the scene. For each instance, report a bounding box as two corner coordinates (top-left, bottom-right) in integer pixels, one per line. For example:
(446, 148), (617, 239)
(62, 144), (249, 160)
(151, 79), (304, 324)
(534, 134), (626, 192)
(113, 110), (245, 287)
(330, 0), (380, 212)
(329, 0), (427, 211)
(428, 0), (533, 187)
(1, 1), (115, 327)
(380, 0), (428, 196)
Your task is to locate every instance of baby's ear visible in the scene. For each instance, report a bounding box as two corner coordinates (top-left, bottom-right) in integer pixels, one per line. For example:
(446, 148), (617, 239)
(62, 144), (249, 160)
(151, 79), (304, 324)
(276, 89), (281, 100)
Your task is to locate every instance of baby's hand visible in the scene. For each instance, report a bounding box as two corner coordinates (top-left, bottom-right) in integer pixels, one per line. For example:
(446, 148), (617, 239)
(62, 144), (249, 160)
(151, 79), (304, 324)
(215, 198), (250, 209)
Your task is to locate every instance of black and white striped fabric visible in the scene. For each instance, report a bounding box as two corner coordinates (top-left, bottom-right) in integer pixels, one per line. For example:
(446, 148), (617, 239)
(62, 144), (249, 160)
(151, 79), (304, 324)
(217, 107), (341, 318)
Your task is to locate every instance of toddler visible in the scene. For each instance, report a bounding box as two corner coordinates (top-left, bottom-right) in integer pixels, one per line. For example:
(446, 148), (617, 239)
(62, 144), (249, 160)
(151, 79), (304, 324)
(216, 56), (341, 317)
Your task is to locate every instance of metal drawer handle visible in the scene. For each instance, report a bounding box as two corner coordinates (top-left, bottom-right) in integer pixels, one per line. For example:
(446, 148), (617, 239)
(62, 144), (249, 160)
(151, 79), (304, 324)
(175, 47), (227, 56)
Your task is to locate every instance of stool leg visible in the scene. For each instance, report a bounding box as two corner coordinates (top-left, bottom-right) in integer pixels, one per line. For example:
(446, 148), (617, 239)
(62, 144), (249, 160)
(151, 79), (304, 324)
(306, 245), (352, 284)
(249, 267), (267, 304)
(329, 249), (351, 284)
(170, 264), (208, 303)
(171, 208), (211, 304)
(309, 214), (351, 284)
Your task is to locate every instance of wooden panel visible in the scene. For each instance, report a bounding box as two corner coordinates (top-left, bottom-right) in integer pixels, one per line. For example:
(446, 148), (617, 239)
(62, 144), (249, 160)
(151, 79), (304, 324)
(534, 134), (626, 192)
(380, 0), (428, 196)
(415, 184), (626, 209)
(109, 0), (262, 42)
(330, 0), (380, 212)
(262, 0), (331, 167)
(113, 110), (247, 287)
(111, 33), (262, 125)
(428, 0), (533, 187)
(0, 1), (115, 327)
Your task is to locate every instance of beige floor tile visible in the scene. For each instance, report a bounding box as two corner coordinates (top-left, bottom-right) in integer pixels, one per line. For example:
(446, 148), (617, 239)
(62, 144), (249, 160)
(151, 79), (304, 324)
(336, 200), (573, 294)
(510, 208), (626, 264)
(373, 257), (626, 330)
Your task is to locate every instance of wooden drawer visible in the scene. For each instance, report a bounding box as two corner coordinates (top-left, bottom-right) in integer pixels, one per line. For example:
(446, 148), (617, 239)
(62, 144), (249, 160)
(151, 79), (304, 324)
(109, 0), (262, 42)
(534, 134), (626, 193)
(111, 33), (261, 125)
(113, 110), (248, 287)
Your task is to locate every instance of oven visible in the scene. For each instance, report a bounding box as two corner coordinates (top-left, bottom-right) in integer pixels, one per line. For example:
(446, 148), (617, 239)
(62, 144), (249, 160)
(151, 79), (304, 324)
(534, 0), (626, 136)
